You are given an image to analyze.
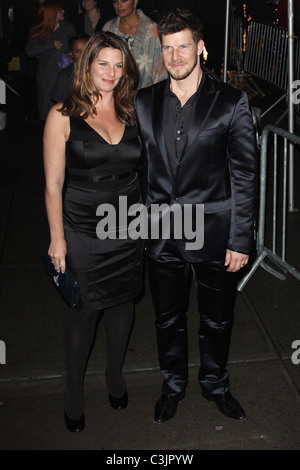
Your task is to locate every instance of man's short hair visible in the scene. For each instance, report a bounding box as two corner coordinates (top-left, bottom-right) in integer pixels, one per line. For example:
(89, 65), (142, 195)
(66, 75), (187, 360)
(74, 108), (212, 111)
(157, 8), (203, 44)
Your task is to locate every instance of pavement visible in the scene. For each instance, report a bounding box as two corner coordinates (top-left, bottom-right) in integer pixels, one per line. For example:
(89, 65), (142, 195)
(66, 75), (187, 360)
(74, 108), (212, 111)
(0, 71), (300, 452)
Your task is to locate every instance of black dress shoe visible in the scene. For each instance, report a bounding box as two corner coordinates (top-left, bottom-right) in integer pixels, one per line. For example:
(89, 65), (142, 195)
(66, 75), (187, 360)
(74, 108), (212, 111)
(202, 391), (246, 421)
(108, 389), (128, 410)
(154, 392), (185, 424)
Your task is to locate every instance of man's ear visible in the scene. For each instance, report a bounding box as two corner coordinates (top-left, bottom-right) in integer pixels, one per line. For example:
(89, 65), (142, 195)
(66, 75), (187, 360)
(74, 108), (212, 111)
(197, 39), (205, 56)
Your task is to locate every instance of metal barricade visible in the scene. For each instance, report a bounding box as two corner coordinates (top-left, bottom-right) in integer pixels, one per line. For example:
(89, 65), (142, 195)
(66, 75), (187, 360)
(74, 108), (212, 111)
(242, 21), (299, 121)
(244, 21), (289, 90)
(295, 38), (300, 115)
(238, 124), (300, 291)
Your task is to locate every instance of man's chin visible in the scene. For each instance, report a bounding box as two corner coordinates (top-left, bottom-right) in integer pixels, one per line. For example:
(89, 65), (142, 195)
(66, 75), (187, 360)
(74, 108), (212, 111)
(169, 71), (189, 81)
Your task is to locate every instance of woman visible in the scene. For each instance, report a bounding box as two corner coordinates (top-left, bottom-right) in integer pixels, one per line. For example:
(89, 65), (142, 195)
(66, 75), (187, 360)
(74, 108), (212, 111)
(43, 31), (144, 432)
(25, 0), (76, 120)
(102, 0), (167, 89)
(73, 0), (115, 36)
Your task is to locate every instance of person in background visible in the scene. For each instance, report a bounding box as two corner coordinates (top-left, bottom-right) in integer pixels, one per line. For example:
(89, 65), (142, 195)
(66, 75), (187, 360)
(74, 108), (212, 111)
(73, 0), (115, 36)
(25, 0), (76, 120)
(43, 31), (144, 432)
(102, 0), (167, 89)
(51, 35), (89, 103)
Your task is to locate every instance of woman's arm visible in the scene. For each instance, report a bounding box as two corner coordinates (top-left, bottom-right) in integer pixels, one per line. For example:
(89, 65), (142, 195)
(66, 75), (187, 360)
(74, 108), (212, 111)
(43, 104), (69, 273)
(25, 36), (58, 57)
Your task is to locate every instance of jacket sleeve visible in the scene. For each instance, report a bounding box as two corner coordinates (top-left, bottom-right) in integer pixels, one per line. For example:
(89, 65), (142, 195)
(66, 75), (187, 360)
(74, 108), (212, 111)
(134, 94), (148, 203)
(25, 37), (56, 57)
(227, 91), (257, 254)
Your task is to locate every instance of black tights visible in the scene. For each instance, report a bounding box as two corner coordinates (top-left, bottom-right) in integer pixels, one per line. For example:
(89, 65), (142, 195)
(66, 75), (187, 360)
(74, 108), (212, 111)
(64, 301), (134, 419)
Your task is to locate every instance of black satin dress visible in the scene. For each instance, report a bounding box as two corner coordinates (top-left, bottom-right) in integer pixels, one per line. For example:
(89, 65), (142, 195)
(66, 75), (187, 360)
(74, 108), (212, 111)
(63, 116), (144, 311)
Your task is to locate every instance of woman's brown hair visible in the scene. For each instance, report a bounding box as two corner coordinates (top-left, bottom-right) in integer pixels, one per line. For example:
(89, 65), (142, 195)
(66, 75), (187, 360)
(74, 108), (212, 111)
(28, 0), (63, 40)
(60, 31), (139, 126)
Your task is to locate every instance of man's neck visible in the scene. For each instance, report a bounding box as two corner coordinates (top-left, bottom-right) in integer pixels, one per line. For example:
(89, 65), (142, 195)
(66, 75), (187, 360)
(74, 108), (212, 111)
(170, 68), (202, 106)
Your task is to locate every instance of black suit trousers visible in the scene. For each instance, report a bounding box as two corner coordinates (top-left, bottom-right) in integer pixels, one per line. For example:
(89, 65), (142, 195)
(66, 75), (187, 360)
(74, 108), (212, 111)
(147, 239), (238, 397)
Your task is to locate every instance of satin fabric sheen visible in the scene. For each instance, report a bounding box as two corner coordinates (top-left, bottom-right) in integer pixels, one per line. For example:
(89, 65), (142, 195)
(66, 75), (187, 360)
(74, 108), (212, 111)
(63, 117), (144, 311)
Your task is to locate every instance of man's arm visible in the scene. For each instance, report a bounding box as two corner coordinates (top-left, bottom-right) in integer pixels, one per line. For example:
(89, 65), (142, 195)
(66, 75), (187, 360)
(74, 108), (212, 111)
(226, 90), (257, 267)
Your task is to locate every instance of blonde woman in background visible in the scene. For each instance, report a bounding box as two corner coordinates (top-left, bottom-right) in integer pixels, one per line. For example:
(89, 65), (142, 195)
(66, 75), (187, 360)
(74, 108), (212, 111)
(102, 0), (167, 89)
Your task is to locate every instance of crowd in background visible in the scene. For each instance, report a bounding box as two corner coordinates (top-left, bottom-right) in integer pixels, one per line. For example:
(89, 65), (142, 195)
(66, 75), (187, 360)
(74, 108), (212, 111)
(0, 0), (299, 119)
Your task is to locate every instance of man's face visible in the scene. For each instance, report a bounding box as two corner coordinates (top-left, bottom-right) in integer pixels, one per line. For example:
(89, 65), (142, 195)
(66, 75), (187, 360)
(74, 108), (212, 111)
(161, 29), (204, 81)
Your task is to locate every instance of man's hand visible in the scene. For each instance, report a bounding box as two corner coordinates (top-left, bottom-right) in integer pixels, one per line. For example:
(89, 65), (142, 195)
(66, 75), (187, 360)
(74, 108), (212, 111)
(225, 249), (248, 272)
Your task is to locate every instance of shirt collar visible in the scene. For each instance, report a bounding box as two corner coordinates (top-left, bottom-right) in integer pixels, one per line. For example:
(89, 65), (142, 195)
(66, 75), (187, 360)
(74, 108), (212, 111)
(164, 71), (206, 99)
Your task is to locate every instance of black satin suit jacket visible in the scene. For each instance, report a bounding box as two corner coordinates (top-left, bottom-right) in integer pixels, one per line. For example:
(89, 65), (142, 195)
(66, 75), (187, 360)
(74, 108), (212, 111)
(135, 72), (257, 263)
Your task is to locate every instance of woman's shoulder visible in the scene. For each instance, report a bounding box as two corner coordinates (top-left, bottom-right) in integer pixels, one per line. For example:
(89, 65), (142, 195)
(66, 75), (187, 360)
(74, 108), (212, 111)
(61, 21), (77, 35)
(102, 17), (119, 32)
(46, 103), (69, 125)
(44, 104), (70, 141)
(136, 9), (156, 27)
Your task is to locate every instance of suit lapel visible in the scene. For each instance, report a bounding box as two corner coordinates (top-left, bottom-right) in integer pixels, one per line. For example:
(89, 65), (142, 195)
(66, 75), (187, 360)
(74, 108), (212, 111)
(150, 74), (220, 172)
(151, 81), (172, 173)
(180, 74), (220, 165)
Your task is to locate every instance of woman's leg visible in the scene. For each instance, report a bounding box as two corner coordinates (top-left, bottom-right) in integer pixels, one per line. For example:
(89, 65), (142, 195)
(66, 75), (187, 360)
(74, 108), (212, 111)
(64, 308), (100, 419)
(104, 301), (134, 397)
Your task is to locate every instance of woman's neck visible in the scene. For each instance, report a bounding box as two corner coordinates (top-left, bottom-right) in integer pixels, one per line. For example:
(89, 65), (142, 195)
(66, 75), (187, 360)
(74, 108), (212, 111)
(119, 11), (139, 35)
(93, 91), (115, 110)
(87, 8), (100, 21)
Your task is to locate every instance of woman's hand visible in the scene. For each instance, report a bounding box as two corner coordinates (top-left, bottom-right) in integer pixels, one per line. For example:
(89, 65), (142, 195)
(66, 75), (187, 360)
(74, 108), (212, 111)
(48, 238), (67, 273)
(54, 40), (62, 50)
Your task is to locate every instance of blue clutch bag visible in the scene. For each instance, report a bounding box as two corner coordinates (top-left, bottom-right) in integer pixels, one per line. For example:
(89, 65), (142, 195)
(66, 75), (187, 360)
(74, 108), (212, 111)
(43, 252), (79, 308)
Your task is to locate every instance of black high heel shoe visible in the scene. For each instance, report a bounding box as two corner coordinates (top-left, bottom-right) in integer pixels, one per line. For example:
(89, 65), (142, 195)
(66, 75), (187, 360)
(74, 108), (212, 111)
(64, 389), (85, 432)
(108, 389), (128, 410)
(106, 369), (128, 410)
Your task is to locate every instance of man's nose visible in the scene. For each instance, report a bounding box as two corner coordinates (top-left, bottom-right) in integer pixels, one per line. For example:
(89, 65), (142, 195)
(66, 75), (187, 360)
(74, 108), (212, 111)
(172, 48), (181, 60)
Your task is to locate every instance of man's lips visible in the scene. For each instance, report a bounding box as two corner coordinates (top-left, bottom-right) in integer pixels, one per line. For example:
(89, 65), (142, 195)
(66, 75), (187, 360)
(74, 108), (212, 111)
(170, 62), (186, 68)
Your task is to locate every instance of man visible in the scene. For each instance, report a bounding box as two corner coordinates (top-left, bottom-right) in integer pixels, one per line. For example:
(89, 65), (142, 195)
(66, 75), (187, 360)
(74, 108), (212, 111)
(135, 8), (257, 423)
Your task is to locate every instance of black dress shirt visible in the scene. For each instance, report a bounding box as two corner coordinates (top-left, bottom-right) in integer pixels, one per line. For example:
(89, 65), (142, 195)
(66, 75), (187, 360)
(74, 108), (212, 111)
(163, 73), (205, 175)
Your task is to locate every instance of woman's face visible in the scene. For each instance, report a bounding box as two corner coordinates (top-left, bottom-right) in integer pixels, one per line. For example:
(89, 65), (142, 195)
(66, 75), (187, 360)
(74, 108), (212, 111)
(89, 47), (123, 93)
(82, 0), (98, 12)
(56, 7), (65, 22)
(112, 0), (137, 19)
